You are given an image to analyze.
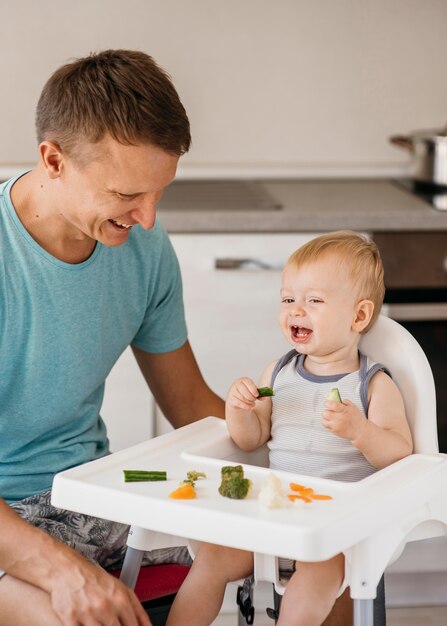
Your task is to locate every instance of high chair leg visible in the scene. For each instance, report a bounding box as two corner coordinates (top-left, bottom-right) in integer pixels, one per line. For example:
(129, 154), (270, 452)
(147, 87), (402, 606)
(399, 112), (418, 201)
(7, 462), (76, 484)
(120, 546), (144, 589)
(354, 599), (373, 626)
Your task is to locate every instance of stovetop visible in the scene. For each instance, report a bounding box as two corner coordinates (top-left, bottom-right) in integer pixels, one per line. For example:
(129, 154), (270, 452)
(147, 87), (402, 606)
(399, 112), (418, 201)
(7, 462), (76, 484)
(393, 178), (447, 211)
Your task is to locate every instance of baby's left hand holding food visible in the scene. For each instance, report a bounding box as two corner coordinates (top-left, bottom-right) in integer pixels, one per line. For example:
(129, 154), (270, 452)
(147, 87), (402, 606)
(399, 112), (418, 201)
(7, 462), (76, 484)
(322, 397), (367, 441)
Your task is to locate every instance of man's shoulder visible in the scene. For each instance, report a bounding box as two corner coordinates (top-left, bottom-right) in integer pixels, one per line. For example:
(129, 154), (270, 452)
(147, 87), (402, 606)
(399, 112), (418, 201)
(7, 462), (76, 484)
(0, 177), (12, 207)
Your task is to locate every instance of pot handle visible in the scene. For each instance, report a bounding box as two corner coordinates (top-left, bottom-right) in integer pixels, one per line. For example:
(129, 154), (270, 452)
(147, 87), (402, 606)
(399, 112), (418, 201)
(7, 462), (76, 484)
(389, 135), (414, 152)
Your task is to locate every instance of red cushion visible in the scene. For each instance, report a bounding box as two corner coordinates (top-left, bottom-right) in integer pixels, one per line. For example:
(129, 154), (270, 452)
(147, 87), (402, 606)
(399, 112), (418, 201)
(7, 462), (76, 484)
(110, 564), (190, 602)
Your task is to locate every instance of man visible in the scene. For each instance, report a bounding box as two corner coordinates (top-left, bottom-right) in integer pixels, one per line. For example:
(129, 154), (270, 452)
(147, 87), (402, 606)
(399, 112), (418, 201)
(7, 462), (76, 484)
(0, 49), (224, 626)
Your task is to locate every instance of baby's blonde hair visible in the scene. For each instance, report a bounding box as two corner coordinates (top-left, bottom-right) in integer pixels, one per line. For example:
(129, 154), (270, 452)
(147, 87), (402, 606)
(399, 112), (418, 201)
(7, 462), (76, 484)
(287, 231), (384, 333)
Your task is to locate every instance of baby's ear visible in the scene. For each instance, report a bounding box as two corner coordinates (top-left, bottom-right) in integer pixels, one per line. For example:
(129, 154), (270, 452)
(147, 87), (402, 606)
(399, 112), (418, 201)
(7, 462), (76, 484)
(352, 299), (374, 333)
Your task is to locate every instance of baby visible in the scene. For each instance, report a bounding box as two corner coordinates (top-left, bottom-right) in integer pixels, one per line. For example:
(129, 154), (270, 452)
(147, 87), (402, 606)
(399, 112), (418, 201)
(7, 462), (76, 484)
(166, 230), (413, 626)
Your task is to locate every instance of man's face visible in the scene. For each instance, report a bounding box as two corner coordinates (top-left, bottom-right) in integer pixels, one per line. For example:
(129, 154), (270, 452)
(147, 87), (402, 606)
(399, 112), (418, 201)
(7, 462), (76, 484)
(54, 136), (179, 247)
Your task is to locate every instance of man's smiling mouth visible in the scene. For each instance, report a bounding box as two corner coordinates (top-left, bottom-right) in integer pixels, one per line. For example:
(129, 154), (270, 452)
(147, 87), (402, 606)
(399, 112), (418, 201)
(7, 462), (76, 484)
(109, 219), (133, 230)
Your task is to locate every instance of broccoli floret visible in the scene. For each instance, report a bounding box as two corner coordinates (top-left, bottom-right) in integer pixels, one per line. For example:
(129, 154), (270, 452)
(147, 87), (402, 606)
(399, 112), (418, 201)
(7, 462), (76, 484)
(181, 470), (207, 487)
(218, 465), (251, 499)
(219, 475), (251, 499)
(221, 465), (244, 480)
(185, 470), (206, 484)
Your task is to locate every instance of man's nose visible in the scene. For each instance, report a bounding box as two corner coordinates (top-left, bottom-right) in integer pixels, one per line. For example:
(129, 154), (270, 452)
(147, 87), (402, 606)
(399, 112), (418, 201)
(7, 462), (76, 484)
(131, 198), (157, 230)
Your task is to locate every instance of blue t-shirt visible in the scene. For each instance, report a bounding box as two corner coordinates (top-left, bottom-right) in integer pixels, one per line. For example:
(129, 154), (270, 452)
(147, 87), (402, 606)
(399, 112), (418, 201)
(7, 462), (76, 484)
(0, 173), (188, 503)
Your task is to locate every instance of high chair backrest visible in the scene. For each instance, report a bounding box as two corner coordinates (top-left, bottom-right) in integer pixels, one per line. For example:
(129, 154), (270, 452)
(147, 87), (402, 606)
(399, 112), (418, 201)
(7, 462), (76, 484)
(359, 314), (438, 454)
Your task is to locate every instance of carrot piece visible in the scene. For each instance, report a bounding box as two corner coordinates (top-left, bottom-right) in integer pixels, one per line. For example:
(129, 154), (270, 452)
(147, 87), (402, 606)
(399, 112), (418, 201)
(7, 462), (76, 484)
(169, 483), (196, 499)
(288, 494), (313, 503)
(289, 483), (314, 494)
(289, 483), (306, 491)
(289, 483), (332, 501)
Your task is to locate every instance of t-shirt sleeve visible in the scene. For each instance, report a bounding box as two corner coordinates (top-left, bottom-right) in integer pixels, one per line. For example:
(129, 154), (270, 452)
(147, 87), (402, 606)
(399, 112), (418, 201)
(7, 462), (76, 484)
(131, 225), (188, 354)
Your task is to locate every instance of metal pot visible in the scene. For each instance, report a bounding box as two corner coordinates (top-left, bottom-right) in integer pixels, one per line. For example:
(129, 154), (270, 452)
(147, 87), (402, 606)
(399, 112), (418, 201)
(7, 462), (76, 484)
(390, 126), (447, 187)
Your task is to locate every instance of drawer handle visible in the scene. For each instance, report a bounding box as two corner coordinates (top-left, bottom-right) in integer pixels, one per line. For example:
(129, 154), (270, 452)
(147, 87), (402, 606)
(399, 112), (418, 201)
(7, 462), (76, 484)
(215, 258), (284, 271)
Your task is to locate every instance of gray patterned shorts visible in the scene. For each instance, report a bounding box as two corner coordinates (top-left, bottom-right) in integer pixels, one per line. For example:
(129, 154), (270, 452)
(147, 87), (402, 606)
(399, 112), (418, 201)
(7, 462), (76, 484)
(0, 489), (190, 580)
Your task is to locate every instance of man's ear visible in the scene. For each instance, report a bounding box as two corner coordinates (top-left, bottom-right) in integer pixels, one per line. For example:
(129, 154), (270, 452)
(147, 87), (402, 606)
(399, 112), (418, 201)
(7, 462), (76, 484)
(39, 141), (64, 179)
(352, 299), (374, 333)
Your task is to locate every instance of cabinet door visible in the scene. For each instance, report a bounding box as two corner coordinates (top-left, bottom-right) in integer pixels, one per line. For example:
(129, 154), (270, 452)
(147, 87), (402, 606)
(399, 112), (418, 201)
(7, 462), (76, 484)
(156, 233), (319, 434)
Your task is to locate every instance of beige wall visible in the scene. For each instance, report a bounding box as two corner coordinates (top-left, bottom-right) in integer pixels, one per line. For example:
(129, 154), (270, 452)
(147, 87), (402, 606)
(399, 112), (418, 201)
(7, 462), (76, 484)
(1, 0), (446, 177)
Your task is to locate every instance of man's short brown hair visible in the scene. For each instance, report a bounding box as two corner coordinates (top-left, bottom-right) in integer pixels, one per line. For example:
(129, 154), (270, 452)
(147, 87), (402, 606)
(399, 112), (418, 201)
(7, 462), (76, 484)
(287, 230), (385, 333)
(36, 49), (191, 159)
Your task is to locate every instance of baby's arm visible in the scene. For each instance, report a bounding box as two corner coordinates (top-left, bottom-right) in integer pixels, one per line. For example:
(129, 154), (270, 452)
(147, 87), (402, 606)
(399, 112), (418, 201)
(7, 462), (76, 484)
(323, 372), (413, 469)
(225, 360), (276, 451)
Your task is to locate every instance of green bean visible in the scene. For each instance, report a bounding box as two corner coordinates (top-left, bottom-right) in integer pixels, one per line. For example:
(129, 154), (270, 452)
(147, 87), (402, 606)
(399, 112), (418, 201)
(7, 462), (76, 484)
(123, 470), (167, 482)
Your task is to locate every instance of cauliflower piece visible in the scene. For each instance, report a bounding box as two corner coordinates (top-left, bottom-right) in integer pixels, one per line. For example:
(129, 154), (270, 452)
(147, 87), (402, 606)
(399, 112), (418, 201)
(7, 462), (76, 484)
(258, 473), (284, 509)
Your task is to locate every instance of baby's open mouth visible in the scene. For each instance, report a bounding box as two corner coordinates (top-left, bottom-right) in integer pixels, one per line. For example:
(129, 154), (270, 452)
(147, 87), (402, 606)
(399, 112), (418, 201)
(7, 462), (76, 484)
(291, 325), (312, 339)
(109, 219), (132, 230)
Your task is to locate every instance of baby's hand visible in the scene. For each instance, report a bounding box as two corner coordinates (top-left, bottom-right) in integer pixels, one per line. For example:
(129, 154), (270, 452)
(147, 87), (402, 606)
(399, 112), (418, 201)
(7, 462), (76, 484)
(227, 377), (260, 411)
(322, 399), (367, 441)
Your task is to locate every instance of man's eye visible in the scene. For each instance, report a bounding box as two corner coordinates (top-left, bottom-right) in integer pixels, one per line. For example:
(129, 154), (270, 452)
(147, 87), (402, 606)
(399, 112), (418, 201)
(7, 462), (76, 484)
(117, 193), (137, 201)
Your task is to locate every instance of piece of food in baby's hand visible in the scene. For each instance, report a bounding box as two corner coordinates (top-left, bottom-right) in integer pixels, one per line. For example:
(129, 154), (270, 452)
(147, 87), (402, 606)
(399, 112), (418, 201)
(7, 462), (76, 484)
(218, 465), (251, 499)
(324, 388), (342, 403)
(123, 470), (167, 482)
(258, 472), (284, 509)
(257, 386), (275, 397)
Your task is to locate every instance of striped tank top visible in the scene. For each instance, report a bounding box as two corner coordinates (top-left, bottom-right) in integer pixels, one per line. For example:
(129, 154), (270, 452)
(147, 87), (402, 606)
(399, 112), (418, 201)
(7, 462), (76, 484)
(267, 351), (387, 482)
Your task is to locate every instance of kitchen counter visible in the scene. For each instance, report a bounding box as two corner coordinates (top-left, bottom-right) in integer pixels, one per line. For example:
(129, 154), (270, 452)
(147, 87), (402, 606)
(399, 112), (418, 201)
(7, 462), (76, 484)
(157, 179), (447, 233)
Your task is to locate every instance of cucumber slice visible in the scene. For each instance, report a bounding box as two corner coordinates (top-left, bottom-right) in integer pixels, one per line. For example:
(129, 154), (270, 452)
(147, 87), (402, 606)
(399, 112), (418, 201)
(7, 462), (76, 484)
(257, 386), (275, 397)
(324, 388), (342, 403)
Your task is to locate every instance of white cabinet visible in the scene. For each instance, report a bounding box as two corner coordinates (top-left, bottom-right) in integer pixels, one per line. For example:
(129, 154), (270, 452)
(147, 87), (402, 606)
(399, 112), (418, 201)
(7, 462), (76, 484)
(155, 233), (320, 434)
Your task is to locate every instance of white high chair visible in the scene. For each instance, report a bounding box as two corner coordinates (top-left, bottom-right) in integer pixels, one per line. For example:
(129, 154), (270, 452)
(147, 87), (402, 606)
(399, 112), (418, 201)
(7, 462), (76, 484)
(117, 315), (440, 626)
(236, 314), (439, 625)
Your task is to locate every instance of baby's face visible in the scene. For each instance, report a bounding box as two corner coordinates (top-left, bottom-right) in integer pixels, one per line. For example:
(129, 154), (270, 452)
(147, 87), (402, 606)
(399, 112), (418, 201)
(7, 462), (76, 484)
(279, 257), (360, 358)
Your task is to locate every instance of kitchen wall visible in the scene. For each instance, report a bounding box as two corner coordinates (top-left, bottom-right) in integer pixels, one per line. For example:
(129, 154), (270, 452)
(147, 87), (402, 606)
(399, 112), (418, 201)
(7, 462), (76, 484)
(1, 0), (447, 179)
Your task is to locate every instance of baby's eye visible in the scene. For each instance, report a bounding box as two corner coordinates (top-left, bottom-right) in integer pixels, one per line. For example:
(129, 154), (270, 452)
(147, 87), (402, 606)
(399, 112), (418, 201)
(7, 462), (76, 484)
(281, 297), (294, 304)
(308, 298), (323, 304)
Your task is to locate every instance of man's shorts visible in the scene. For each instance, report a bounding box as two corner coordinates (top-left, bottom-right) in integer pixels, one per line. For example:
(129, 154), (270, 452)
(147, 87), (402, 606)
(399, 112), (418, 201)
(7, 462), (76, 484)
(0, 489), (191, 580)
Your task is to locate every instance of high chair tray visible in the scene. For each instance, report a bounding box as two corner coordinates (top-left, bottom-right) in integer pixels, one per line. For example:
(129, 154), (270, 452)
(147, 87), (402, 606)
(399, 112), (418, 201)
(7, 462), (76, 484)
(52, 417), (447, 565)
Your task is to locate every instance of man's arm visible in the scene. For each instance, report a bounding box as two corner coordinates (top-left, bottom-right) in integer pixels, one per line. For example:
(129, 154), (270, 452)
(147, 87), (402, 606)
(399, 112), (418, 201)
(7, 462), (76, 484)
(0, 498), (151, 626)
(132, 340), (225, 428)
